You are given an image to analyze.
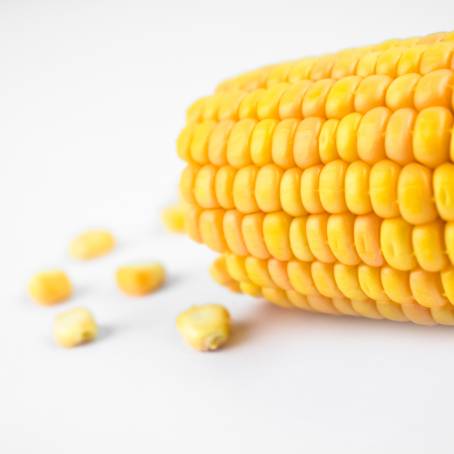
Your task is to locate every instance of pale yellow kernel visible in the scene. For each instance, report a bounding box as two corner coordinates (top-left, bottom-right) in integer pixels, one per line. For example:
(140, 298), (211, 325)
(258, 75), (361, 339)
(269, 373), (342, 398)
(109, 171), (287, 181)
(69, 229), (115, 260)
(28, 270), (72, 306)
(176, 304), (231, 352)
(116, 263), (166, 296)
(161, 203), (186, 233)
(53, 307), (97, 348)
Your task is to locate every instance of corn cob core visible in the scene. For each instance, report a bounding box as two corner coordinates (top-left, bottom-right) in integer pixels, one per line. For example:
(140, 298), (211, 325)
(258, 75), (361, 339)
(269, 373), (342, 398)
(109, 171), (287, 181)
(177, 31), (454, 325)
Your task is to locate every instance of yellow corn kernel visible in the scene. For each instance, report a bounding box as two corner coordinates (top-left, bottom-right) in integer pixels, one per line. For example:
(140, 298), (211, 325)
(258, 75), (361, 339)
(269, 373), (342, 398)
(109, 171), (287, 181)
(255, 164), (283, 212)
(344, 161), (372, 215)
(325, 76), (362, 119)
(380, 218), (416, 271)
(332, 297), (359, 317)
(402, 302), (436, 326)
(327, 213), (360, 265)
(245, 256), (275, 288)
(279, 81), (311, 118)
(238, 89), (265, 119)
(441, 268), (454, 304)
(369, 160), (400, 218)
(240, 281), (261, 297)
(194, 165), (218, 208)
(272, 119), (298, 168)
(218, 91), (245, 121)
(354, 75), (391, 113)
(413, 107), (453, 168)
(409, 270), (447, 308)
(280, 168), (306, 217)
(257, 83), (289, 119)
(434, 163), (454, 221)
(161, 203), (186, 233)
(262, 287), (293, 308)
(319, 159), (348, 213)
(397, 45), (426, 75)
(319, 118), (339, 163)
(287, 261), (318, 296)
(354, 214), (384, 266)
(116, 263), (166, 296)
(356, 51), (380, 77)
(226, 118), (256, 168)
(69, 229), (115, 260)
(333, 264), (367, 301)
(306, 214), (336, 263)
(232, 166), (259, 213)
(376, 301), (408, 322)
(287, 58), (316, 82)
(351, 300), (383, 320)
(357, 107), (390, 163)
(250, 119), (277, 165)
(223, 210), (248, 256)
(384, 108), (415, 165)
(300, 165), (324, 213)
(53, 307), (97, 348)
(286, 290), (314, 311)
(199, 209), (227, 253)
(241, 213), (270, 259)
(184, 205), (202, 243)
(420, 42), (454, 74)
(190, 121), (216, 164)
(376, 47), (403, 77)
(431, 305), (454, 326)
(263, 212), (293, 261)
(293, 117), (323, 168)
(302, 79), (334, 117)
(385, 73), (420, 110)
(176, 304), (231, 352)
(209, 256), (234, 286)
(310, 56), (335, 81)
(268, 259), (292, 290)
(180, 165), (199, 205)
(446, 222), (454, 265)
(381, 267), (413, 304)
(414, 69), (454, 110)
(398, 163), (437, 225)
(412, 221), (448, 272)
(176, 124), (193, 161)
(208, 120), (234, 166)
(223, 254), (246, 283)
(214, 165), (236, 209)
(358, 265), (388, 301)
(28, 270), (72, 306)
(307, 294), (340, 315)
(311, 262), (343, 299)
(289, 217), (314, 262)
(331, 50), (363, 79)
(336, 112), (362, 162)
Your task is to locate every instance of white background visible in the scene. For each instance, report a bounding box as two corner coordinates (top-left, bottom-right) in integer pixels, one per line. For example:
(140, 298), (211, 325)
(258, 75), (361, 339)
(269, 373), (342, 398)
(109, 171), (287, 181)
(1, 1), (454, 453)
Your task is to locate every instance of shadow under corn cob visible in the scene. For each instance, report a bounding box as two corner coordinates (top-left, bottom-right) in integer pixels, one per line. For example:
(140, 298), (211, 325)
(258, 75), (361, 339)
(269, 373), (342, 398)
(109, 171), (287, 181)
(177, 31), (454, 325)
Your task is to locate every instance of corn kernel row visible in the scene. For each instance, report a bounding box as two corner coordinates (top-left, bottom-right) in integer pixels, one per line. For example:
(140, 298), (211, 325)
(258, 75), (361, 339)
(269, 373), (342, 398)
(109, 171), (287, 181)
(210, 255), (454, 325)
(214, 33), (454, 95)
(181, 161), (454, 225)
(213, 253), (454, 313)
(179, 107), (454, 171)
(186, 205), (454, 273)
(186, 70), (454, 128)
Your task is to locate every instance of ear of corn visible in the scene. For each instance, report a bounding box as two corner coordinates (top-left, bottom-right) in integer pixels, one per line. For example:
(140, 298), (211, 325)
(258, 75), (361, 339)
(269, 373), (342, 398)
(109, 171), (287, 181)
(177, 31), (454, 325)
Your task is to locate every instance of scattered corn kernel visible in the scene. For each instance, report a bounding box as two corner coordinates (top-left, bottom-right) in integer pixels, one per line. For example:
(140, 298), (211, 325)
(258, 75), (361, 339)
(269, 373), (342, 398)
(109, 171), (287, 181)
(53, 307), (97, 348)
(69, 229), (115, 260)
(116, 263), (166, 296)
(28, 270), (72, 306)
(176, 304), (231, 351)
(161, 203), (186, 233)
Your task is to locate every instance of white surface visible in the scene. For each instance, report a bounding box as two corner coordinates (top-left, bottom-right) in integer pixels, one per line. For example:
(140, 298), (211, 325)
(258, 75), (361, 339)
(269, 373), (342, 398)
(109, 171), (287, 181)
(1, 1), (454, 453)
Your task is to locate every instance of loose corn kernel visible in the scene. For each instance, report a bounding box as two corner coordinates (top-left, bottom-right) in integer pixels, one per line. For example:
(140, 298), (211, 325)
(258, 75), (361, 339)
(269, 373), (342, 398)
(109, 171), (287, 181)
(176, 304), (231, 352)
(53, 307), (97, 348)
(116, 263), (166, 296)
(161, 203), (186, 233)
(28, 270), (72, 306)
(69, 229), (115, 260)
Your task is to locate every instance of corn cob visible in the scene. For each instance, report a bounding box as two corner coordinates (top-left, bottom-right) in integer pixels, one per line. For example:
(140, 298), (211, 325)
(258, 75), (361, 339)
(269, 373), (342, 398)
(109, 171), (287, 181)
(177, 31), (454, 325)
